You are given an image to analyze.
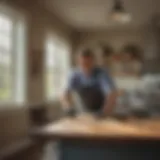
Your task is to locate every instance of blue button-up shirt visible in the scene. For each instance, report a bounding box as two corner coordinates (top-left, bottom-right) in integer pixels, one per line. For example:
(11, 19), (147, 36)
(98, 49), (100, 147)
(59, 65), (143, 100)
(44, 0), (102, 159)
(65, 67), (116, 95)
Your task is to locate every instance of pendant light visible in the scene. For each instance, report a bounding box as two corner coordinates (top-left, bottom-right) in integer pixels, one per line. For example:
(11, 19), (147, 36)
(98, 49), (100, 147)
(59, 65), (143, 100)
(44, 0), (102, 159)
(110, 0), (131, 23)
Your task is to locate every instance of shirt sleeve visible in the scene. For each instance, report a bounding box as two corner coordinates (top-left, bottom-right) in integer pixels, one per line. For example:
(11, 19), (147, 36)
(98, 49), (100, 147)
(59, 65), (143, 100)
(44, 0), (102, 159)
(99, 70), (116, 94)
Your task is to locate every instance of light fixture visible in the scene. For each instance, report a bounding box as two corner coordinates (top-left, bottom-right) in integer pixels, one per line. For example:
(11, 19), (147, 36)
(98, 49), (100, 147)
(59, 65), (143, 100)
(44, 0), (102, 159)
(110, 0), (131, 23)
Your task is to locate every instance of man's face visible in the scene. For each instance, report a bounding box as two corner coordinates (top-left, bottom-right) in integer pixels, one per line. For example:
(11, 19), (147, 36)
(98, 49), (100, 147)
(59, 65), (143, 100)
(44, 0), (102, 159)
(78, 55), (94, 70)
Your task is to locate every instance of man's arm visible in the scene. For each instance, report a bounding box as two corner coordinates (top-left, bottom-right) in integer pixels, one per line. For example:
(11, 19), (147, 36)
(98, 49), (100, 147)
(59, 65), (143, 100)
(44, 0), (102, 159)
(60, 71), (76, 111)
(103, 90), (117, 115)
(100, 71), (117, 115)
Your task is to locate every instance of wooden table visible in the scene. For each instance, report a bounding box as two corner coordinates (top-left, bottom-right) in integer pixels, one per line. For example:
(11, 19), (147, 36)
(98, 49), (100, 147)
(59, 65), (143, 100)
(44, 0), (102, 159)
(32, 115), (160, 160)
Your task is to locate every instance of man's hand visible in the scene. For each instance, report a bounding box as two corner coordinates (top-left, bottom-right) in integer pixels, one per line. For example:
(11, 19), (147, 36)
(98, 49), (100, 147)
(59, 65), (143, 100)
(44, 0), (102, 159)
(103, 91), (117, 116)
(60, 92), (77, 117)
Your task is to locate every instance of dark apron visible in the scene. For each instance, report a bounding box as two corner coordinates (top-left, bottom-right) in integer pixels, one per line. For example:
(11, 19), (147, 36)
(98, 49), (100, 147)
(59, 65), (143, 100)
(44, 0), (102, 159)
(76, 82), (105, 112)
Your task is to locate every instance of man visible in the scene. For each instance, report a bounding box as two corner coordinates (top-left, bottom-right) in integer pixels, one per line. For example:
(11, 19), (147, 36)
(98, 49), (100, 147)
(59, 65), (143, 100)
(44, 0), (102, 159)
(61, 49), (117, 117)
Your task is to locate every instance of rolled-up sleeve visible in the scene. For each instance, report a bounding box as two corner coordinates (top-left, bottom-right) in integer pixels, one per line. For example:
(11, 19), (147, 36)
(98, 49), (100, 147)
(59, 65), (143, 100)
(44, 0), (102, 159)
(99, 70), (116, 95)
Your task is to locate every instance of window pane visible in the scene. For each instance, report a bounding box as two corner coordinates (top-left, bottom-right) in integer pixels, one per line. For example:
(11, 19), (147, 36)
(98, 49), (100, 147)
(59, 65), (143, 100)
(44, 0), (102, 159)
(46, 71), (54, 98)
(46, 40), (56, 68)
(0, 15), (13, 102)
(0, 35), (12, 50)
(0, 50), (11, 66)
(0, 64), (12, 100)
(46, 72), (63, 98)
(0, 15), (12, 34)
(0, 9), (26, 103)
(0, 15), (13, 51)
(45, 35), (70, 99)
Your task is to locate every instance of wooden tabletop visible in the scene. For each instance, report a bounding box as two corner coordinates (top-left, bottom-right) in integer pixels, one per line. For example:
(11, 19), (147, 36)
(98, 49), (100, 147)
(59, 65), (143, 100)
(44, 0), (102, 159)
(31, 114), (160, 140)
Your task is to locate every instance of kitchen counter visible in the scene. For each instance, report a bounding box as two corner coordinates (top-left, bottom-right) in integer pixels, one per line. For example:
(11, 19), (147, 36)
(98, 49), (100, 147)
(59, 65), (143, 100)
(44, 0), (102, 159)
(32, 114), (160, 140)
(31, 115), (160, 160)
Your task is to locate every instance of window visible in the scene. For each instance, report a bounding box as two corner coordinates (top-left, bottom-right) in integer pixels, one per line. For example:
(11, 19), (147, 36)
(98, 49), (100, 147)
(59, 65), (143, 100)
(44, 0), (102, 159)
(0, 5), (26, 104)
(45, 34), (70, 100)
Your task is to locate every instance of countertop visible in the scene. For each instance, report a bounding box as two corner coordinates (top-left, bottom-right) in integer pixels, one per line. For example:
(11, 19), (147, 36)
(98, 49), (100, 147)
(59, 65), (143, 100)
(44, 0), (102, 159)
(31, 114), (160, 141)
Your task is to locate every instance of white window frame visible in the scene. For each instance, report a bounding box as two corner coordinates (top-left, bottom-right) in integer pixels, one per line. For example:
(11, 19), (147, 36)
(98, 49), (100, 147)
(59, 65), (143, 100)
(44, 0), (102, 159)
(0, 4), (27, 106)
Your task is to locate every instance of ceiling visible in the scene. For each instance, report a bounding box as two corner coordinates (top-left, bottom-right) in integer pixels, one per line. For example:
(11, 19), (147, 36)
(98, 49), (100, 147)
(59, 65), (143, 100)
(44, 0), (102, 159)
(44, 0), (160, 30)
